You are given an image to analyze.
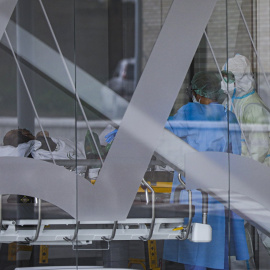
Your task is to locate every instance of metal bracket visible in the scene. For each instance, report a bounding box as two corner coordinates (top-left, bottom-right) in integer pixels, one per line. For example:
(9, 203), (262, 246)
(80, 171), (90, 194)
(178, 173), (186, 188)
(101, 221), (118, 242)
(176, 190), (192, 241)
(139, 179), (155, 241)
(63, 221), (80, 242)
(25, 198), (42, 243)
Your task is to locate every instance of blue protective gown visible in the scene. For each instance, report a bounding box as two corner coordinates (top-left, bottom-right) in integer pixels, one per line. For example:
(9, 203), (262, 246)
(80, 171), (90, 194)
(163, 102), (249, 270)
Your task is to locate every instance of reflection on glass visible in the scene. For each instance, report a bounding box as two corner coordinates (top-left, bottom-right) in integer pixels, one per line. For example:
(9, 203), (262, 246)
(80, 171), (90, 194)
(1, 0), (270, 269)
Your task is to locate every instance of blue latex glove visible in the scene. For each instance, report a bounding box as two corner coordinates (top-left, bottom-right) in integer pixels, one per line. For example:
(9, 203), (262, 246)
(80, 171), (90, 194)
(105, 129), (118, 143)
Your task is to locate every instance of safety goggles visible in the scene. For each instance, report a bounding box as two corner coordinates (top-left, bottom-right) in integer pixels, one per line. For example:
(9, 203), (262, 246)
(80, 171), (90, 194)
(221, 70), (235, 84)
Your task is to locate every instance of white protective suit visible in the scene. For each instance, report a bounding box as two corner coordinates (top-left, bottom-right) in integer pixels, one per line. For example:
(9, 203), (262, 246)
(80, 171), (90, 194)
(222, 54), (270, 255)
(221, 54), (270, 166)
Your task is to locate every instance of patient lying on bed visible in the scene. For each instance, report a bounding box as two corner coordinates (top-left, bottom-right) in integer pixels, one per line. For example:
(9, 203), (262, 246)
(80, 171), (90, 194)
(0, 128), (36, 157)
(32, 131), (86, 174)
(1, 129), (86, 174)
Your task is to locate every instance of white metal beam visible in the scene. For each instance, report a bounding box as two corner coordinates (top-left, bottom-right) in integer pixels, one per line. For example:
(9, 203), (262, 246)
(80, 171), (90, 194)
(0, 0), (17, 40)
(94, 0), (217, 221)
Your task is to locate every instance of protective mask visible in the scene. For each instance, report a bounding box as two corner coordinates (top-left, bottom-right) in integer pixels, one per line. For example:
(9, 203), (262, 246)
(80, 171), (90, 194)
(192, 95), (199, 103)
(234, 74), (254, 96)
(221, 80), (235, 94)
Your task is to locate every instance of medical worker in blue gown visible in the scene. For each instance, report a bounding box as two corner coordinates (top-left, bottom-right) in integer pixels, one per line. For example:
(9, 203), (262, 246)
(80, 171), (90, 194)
(163, 71), (249, 270)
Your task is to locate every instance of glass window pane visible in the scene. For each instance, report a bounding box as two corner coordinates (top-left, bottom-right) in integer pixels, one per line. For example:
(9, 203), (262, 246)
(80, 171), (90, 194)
(1, 0), (270, 269)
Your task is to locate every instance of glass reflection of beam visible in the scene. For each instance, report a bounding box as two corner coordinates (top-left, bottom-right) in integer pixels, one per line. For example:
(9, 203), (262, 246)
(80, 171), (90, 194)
(1, 2), (132, 166)
(38, 0), (105, 164)
(1, 21), (196, 174)
(4, 30), (56, 164)
(2, 21), (128, 153)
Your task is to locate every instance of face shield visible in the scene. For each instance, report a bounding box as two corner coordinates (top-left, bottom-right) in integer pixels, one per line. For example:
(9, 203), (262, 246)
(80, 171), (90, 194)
(222, 70), (235, 84)
(222, 54), (254, 96)
(221, 70), (235, 94)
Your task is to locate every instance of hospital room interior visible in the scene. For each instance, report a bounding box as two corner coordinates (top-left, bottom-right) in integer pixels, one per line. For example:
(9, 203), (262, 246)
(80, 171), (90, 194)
(1, 0), (270, 269)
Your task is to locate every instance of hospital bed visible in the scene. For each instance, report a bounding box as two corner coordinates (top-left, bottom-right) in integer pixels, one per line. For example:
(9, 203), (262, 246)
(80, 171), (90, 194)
(0, 196), (193, 245)
(0, 157), (213, 246)
(0, 188), (203, 245)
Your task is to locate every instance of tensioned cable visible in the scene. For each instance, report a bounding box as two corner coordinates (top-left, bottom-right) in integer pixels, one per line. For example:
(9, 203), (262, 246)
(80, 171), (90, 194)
(4, 30), (56, 165)
(225, 1), (231, 266)
(38, 0), (104, 165)
(235, 0), (270, 93)
(204, 30), (252, 157)
(73, 0), (79, 252)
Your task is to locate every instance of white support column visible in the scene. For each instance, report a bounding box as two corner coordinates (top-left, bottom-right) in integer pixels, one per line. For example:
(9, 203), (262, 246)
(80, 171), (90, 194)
(257, 0), (270, 107)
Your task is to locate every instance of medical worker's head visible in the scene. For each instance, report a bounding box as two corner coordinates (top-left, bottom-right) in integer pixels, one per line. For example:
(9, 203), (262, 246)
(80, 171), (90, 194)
(191, 71), (222, 104)
(221, 54), (254, 96)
